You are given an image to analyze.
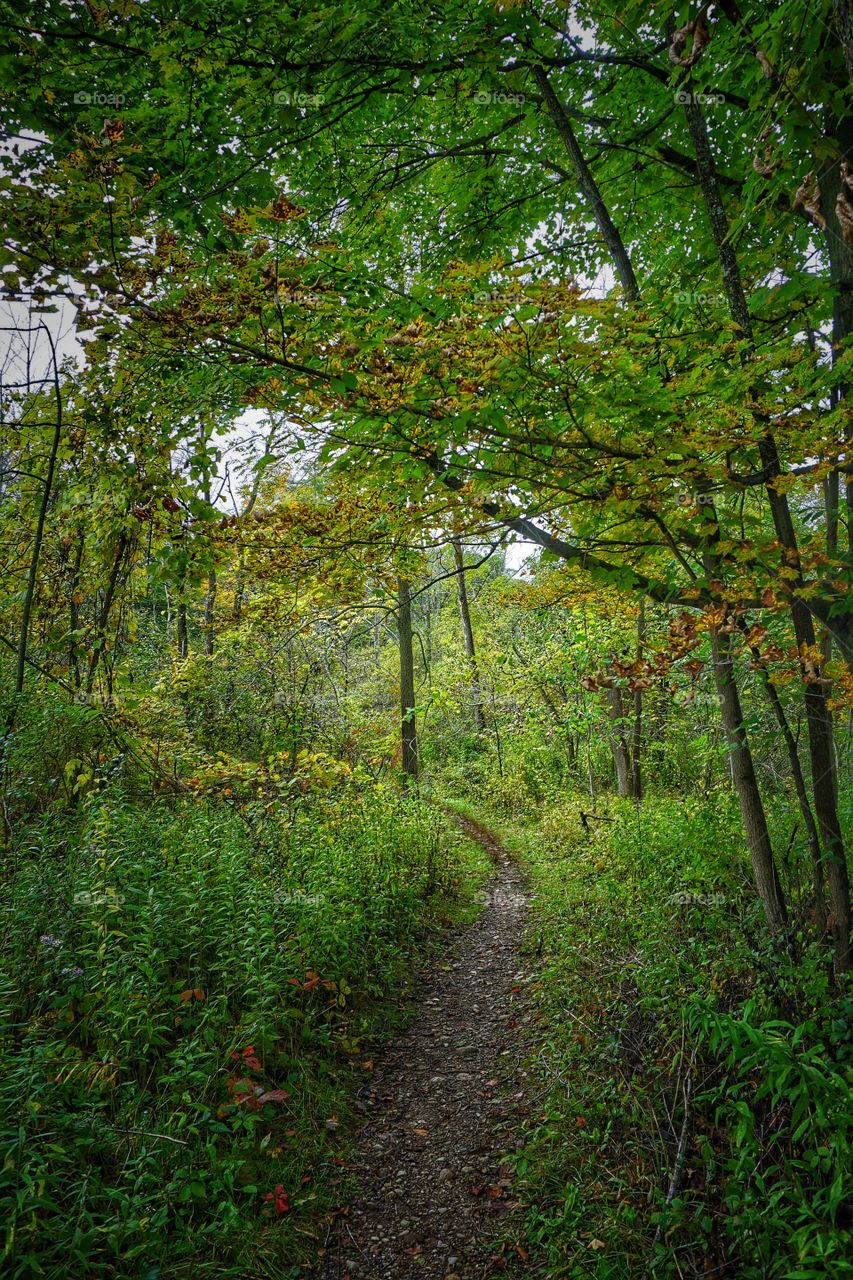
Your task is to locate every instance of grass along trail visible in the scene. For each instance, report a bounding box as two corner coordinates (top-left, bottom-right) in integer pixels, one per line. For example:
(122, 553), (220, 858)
(318, 813), (539, 1280)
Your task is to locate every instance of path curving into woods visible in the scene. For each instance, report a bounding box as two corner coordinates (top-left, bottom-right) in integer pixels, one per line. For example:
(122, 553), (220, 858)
(317, 814), (538, 1280)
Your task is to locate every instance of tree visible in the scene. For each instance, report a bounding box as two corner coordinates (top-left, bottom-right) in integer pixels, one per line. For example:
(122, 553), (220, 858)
(451, 538), (485, 734)
(396, 578), (418, 782)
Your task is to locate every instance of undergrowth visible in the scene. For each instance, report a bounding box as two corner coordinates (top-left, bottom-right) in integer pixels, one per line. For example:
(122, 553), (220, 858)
(440, 783), (853, 1280)
(0, 783), (489, 1279)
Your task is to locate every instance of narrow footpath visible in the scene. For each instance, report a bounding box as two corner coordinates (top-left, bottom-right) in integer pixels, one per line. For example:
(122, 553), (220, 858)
(318, 814), (538, 1280)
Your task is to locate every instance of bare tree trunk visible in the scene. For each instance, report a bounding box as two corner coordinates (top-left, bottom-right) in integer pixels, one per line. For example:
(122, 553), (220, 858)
(451, 538), (485, 732)
(397, 578), (418, 781)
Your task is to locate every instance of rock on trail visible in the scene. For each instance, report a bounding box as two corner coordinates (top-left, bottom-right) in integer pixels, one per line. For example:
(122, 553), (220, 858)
(318, 813), (537, 1280)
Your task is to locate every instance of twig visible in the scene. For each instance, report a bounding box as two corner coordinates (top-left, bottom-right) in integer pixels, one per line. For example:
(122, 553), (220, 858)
(650, 1071), (692, 1257)
(107, 1126), (188, 1146)
(579, 810), (615, 832)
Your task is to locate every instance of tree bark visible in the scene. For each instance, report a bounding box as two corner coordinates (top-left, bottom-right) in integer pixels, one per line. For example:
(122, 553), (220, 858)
(834, 2), (853, 89)
(396, 577), (418, 781)
(13, 332), (62, 705)
(177, 600), (188, 661)
(605, 685), (634, 798)
(204, 568), (216, 656)
(709, 625), (788, 936)
(631, 601), (645, 800)
(85, 531), (130, 695)
(532, 66), (639, 303)
(451, 538), (485, 732)
(739, 620), (827, 927)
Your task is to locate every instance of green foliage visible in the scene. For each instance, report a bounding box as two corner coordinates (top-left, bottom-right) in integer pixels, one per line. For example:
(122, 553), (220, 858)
(0, 777), (488, 1279)
(442, 789), (852, 1279)
(677, 993), (853, 1279)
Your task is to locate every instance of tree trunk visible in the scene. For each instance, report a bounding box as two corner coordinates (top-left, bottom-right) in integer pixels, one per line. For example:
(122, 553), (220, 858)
(177, 601), (188, 661)
(685, 91), (851, 969)
(85, 531), (130, 695)
(834, 2), (853, 91)
(740, 620), (827, 928)
(605, 685), (634, 798)
(631, 601), (645, 800)
(451, 538), (485, 732)
(204, 568), (216, 656)
(797, 639), (852, 970)
(396, 577), (418, 781)
(68, 532), (84, 690)
(532, 66), (639, 302)
(710, 626), (788, 936)
(13, 346), (62, 704)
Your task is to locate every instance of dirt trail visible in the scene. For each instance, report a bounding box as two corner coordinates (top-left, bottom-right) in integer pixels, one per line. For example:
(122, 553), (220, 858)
(318, 813), (537, 1280)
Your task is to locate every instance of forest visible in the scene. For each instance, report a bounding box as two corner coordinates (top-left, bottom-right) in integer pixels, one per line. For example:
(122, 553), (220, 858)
(0, 1), (851, 1277)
